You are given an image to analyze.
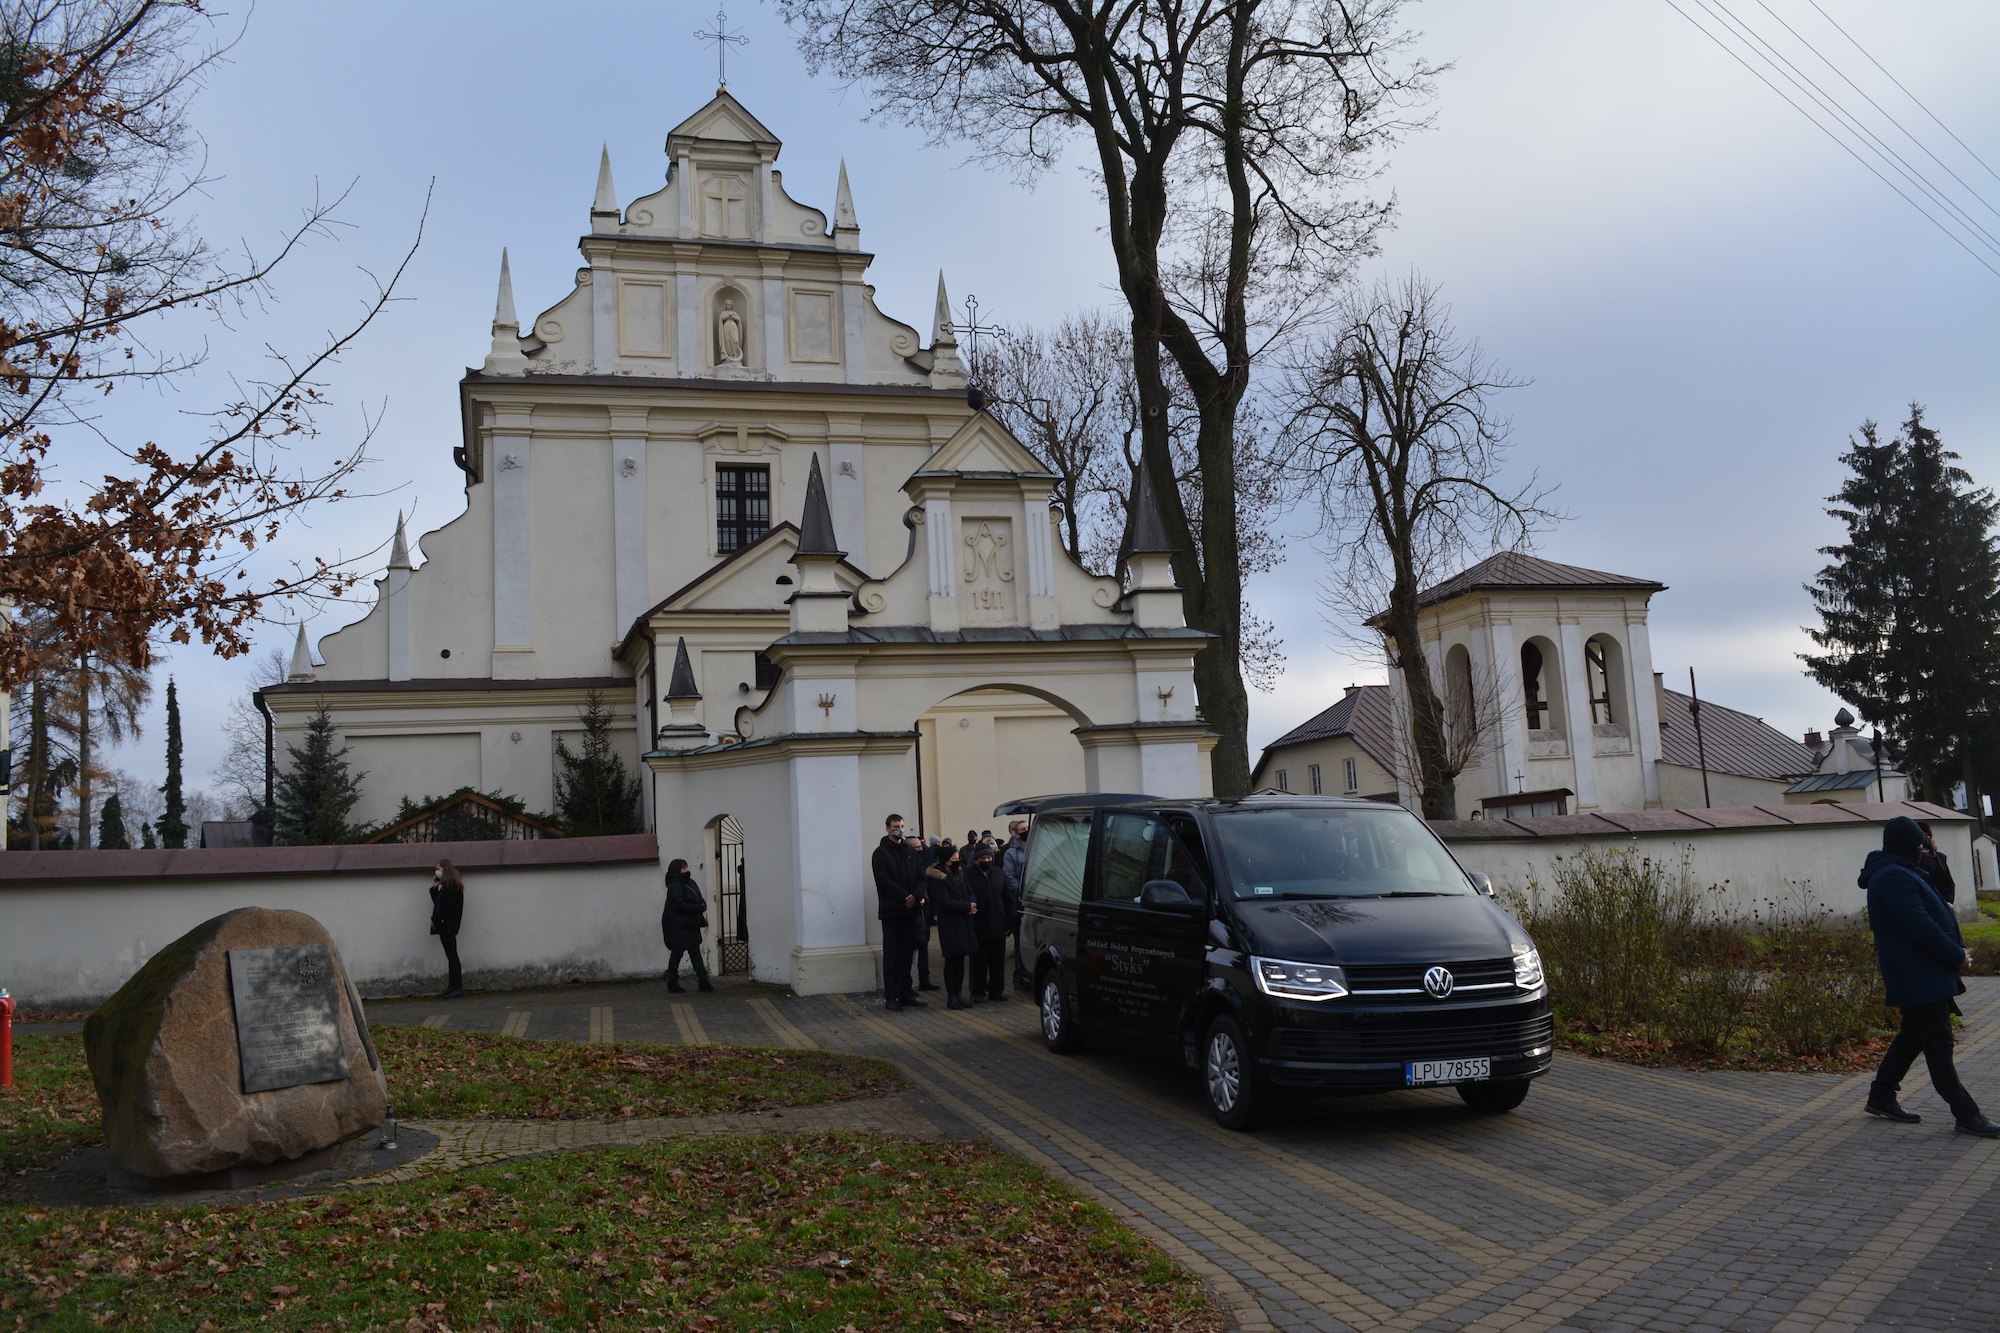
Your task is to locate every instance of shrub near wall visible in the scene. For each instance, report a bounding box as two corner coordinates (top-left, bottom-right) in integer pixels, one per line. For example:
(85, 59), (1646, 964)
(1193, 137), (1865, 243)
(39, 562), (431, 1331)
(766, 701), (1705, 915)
(1506, 844), (1895, 1067)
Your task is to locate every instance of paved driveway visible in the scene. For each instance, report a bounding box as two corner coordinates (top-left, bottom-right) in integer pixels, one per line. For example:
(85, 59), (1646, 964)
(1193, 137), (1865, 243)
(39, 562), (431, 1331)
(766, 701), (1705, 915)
(366, 974), (2000, 1332)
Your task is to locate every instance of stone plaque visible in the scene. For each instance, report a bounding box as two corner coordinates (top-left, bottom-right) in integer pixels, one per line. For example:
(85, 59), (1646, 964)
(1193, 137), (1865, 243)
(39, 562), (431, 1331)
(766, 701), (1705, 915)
(228, 944), (349, 1094)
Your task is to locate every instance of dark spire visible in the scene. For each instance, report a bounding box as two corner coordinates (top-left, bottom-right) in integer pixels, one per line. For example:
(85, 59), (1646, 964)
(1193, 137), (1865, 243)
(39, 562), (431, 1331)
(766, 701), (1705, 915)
(665, 636), (700, 701)
(795, 452), (843, 557)
(1129, 464), (1176, 555)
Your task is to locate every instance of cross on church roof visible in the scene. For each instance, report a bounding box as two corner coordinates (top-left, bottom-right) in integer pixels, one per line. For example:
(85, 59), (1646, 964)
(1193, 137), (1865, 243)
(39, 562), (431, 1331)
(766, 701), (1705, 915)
(694, 5), (749, 90)
(952, 293), (1005, 363)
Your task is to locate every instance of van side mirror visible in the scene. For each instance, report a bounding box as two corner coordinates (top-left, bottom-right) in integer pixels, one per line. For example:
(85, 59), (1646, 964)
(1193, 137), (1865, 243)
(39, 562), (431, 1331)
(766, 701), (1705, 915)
(1467, 871), (1495, 897)
(1140, 879), (1198, 910)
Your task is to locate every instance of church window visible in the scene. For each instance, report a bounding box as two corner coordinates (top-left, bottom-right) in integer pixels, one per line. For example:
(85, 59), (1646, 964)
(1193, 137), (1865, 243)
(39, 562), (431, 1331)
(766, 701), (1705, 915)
(1309, 763), (1322, 795)
(1344, 758), (1359, 793)
(754, 651), (780, 690)
(715, 464), (770, 553)
(1585, 637), (1616, 725)
(1522, 641), (1550, 729)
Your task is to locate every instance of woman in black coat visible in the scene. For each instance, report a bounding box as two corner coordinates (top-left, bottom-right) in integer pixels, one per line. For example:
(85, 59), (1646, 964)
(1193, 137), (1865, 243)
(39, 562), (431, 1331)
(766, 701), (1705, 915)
(429, 859), (465, 999)
(966, 848), (1012, 1003)
(927, 852), (979, 1009)
(662, 858), (715, 993)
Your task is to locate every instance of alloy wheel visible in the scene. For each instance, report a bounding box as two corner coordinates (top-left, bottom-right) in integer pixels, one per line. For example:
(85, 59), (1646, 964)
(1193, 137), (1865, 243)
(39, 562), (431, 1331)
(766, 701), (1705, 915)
(1041, 978), (1063, 1043)
(1206, 1031), (1241, 1113)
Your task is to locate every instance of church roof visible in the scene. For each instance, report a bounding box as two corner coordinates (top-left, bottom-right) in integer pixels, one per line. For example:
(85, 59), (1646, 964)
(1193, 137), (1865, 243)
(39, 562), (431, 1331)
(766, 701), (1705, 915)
(1414, 552), (1665, 610)
(1656, 688), (1818, 781)
(1258, 685), (1400, 773)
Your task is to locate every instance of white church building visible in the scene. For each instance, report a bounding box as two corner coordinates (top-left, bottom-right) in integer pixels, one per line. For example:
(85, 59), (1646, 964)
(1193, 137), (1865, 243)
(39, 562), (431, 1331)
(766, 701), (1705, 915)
(264, 93), (1213, 994)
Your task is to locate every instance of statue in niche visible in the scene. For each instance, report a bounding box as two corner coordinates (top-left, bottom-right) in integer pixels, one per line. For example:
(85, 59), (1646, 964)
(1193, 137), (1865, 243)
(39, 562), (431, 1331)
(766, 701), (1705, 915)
(716, 297), (744, 365)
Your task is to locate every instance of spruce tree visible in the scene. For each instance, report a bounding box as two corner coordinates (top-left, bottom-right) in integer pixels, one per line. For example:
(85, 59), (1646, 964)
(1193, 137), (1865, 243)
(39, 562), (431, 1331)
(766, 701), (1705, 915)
(156, 677), (189, 848)
(552, 690), (642, 837)
(273, 703), (364, 844)
(1804, 407), (2000, 803)
(96, 792), (131, 849)
(139, 820), (157, 850)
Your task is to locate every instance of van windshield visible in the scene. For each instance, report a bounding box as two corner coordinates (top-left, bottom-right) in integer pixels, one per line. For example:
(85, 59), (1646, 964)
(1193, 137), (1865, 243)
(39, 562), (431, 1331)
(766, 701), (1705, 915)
(1209, 805), (1476, 900)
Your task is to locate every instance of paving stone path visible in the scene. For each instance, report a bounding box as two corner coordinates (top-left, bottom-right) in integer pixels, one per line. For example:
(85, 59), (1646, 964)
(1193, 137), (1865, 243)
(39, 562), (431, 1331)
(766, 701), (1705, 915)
(362, 973), (2000, 1333)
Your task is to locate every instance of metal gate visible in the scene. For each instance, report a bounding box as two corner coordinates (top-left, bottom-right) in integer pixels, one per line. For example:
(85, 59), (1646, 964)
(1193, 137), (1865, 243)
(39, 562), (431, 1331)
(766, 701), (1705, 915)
(715, 815), (749, 975)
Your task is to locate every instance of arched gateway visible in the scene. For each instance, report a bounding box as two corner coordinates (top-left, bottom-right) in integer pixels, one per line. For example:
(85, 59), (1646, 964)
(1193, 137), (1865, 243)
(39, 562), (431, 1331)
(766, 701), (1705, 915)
(261, 91), (1209, 996)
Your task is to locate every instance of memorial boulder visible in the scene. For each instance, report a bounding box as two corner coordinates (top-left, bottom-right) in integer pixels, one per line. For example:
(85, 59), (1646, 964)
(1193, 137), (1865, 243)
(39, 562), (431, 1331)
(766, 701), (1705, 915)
(84, 906), (387, 1186)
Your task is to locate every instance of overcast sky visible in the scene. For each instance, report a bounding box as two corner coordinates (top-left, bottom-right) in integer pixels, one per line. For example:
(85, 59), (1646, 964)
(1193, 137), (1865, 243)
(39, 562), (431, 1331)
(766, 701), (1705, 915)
(82, 0), (2000, 804)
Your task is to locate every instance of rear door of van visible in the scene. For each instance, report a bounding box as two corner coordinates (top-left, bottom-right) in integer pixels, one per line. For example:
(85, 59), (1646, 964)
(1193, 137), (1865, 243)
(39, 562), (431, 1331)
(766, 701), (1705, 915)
(1016, 811), (1093, 988)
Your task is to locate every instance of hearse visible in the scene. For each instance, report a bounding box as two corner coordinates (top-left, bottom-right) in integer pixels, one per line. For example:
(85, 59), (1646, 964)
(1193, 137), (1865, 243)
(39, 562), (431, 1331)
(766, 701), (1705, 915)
(1006, 793), (1552, 1129)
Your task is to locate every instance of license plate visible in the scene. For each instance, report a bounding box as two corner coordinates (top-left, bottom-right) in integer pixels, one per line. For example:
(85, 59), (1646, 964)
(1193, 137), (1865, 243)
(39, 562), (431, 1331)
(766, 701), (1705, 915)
(1406, 1057), (1490, 1086)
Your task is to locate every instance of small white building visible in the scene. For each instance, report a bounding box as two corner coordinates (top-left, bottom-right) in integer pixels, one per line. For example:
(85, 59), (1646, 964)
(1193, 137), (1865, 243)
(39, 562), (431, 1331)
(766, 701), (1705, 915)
(1253, 553), (1894, 819)
(264, 92), (1212, 993)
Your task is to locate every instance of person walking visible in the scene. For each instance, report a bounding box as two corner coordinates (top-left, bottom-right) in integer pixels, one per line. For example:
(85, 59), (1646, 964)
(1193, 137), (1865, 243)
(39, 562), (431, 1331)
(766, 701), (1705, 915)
(872, 814), (928, 1011)
(929, 848), (979, 1010)
(661, 858), (715, 994)
(1863, 816), (2000, 1135)
(429, 859), (465, 999)
(966, 845), (1011, 1002)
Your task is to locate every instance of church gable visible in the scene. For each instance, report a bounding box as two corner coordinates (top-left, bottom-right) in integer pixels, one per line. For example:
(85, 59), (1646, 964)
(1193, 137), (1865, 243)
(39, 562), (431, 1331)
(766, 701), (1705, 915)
(666, 93), (781, 151)
(650, 523), (866, 619)
(905, 413), (1057, 492)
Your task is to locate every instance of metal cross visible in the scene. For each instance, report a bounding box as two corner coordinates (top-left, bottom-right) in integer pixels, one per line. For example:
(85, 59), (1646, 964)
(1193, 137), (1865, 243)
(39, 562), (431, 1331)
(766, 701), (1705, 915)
(952, 293), (1005, 362)
(695, 5), (749, 90)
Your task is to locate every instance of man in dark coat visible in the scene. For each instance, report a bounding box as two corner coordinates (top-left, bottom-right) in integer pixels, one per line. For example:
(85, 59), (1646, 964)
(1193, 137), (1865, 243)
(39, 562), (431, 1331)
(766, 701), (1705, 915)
(1864, 816), (1998, 1134)
(872, 814), (928, 1011)
(966, 847), (1012, 1003)
(927, 853), (979, 1010)
(661, 858), (714, 993)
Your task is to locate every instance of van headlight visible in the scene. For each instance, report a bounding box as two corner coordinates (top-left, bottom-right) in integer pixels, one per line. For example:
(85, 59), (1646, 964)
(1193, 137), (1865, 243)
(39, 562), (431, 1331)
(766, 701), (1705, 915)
(1251, 957), (1349, 1002)
(1513, 945), (1544, 990)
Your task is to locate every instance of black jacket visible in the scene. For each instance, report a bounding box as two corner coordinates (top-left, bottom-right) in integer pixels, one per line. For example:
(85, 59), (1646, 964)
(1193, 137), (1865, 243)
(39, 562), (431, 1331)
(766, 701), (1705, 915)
(1862, 849), (1965, 1008)
(1917, 848), (1957, 904)
(872, 835), (926, 920)
(662, 873), (708, 950)
(928, 865), (978, 957)
(429, 878), (463, 936)
(967, 861), (1011, 943)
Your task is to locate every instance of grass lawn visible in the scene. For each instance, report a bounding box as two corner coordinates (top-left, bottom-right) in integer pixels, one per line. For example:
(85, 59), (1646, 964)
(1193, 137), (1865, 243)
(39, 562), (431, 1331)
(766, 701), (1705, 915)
(2, 1029), (904, 1181)
(2, 1134), (1220, 1332)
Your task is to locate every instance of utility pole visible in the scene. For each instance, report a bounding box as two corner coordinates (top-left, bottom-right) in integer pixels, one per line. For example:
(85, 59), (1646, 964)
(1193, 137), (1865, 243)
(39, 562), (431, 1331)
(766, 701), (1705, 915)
(1872, 727), (1885, 803)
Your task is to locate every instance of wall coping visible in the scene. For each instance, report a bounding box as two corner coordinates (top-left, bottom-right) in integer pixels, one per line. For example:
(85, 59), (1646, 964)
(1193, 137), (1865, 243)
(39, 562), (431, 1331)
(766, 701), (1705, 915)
(1431, 800), (1969, 842)
(0, 834), (660, 886)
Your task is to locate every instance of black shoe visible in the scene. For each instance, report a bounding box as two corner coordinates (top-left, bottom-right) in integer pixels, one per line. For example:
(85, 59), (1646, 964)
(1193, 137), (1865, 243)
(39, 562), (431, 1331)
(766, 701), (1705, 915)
(986, 994), (1007, 1003)
(902, 996), (929, 1008)
(438, 986), (463, 999)
(667, 981), (685, 993)
(947, 996), (969, 1011)
(1957, 1116), (2000, 1138)
(884, 1000), (904, 1012)
(1865, 1099), (1921, 1123)
(697, 979), (715, 993)
(918, 982), (941, 992)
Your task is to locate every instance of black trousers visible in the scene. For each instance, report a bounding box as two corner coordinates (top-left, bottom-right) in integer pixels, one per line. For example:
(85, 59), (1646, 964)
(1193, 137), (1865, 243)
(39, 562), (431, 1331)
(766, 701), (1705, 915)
(881, 915), (919, 1002)
(438, 933), (462, 990)
(666, 946), (708, 984)
(1874, 998), (1981, 1121)
(915, 916), (934, 984)
(969, 939), (1007, 998)
(943, 952), (970, 997)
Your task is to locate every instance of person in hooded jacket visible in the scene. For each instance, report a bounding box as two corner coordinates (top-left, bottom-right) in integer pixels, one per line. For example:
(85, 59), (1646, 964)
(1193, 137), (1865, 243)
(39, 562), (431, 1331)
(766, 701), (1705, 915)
(1863, 816), (1998, 1134)
(661, 859), (714, 993)
(928, 849), (979, 1010)
(965, 846), (1012, 1002)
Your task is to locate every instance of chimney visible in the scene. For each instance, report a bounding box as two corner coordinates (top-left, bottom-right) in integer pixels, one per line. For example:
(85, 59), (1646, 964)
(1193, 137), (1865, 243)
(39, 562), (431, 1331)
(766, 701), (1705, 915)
(1343, 684), (1361, 698)
(1803, 729), (1823, 749)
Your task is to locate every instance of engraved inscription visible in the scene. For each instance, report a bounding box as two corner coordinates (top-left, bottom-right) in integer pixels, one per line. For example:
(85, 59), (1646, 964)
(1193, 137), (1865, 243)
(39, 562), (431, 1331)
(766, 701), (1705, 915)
(228, 944), (349, 1094)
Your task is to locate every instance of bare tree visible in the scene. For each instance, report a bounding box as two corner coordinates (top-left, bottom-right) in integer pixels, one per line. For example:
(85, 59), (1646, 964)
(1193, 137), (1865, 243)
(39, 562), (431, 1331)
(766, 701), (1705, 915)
(1284, 275), (1554, 819)
(212, 645), (287, 817)
(781, 0), (1434, 794)
(0, 0), (424, 686)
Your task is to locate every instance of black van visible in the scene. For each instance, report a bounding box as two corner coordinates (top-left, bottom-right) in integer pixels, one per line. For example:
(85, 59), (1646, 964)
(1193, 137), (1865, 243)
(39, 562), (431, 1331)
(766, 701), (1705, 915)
(1007, 793), (1552, 1129)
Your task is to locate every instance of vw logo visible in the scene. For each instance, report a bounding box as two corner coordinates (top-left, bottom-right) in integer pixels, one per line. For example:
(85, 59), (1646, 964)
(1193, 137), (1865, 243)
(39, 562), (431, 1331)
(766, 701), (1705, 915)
(1423, 966), (1455, 999)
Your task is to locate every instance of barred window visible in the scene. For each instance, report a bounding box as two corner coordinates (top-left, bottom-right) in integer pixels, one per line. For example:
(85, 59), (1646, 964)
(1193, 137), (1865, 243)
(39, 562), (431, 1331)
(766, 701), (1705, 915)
(716, 465), (771, 553)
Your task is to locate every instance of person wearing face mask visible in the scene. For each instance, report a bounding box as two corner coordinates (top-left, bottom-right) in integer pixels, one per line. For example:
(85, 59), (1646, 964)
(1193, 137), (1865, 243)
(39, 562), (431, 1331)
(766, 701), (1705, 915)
(872, 813), (928, 1011)
(966, 845), (1011, 1002)
(429, 859), (466, 999)
(928, 847), (979, 1010)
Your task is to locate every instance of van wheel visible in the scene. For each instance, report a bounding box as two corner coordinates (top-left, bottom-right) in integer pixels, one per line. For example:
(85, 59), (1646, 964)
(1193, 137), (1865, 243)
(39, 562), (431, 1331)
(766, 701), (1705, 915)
(1202, 1015), (1269, 1131)
(1458, 1078), (1530, 1113)
(1040, 971), (1083, 1054)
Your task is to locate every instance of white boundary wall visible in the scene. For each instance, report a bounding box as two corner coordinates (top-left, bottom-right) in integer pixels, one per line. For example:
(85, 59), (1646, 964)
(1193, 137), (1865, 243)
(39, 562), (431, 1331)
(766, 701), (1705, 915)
(1435, 802), (1980, 923)
(0, 840), (665, 1010)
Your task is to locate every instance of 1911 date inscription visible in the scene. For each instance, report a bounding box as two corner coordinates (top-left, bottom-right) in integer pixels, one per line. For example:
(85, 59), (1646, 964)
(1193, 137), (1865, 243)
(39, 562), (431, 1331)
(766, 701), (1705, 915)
(227, 944), (350, 1094)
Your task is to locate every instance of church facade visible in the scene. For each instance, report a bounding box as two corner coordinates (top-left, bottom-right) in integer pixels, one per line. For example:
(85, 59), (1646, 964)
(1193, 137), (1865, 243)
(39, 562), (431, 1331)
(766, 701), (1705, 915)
(263, 94), (1212, 993)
